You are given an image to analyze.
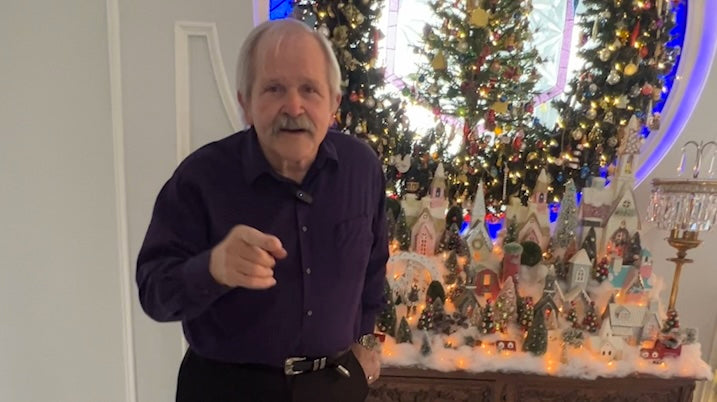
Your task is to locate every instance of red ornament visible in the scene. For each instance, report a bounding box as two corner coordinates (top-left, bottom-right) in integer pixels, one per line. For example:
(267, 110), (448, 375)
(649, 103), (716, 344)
(525, 102), (534, 114)
(463, 120), (471, 137)
(480, 45), (491, 58)
(630, 20), (641, 47)
(641, 83), (654, 96)
(640, 46), (649, 59)
(513, 137), (523, 151)
(487, 109), (497, 124)
(349, 91), (359, 102)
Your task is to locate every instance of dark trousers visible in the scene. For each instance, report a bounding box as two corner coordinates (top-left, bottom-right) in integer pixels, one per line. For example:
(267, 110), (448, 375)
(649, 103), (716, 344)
(176, 349), (369, 402)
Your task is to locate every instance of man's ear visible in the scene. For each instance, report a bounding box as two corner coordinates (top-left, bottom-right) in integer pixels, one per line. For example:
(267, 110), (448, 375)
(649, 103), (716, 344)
(333, 94), (342, 113)
(237, 91), (253, 126)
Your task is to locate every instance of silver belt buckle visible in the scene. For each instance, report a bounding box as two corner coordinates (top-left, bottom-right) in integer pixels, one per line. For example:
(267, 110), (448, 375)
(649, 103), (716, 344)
(284, 357), (306, 375)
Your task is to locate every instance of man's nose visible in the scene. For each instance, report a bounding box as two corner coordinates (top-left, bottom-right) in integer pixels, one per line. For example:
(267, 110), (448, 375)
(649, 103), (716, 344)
(282, 90), (304, 117)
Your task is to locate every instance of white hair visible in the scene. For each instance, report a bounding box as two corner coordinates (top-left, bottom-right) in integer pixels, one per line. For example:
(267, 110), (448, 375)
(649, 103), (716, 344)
(236, 19), (342, 101)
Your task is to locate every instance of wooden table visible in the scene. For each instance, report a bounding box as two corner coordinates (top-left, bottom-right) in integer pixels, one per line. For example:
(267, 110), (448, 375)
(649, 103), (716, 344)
(367, 367), (697, 402)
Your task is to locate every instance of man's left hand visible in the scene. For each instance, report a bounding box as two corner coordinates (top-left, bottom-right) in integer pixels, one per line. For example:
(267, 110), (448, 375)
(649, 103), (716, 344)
(350, 343), (381, 385)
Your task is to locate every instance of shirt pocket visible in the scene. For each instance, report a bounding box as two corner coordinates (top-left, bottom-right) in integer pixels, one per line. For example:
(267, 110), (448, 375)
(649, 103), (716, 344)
(333, 215), (373, 278)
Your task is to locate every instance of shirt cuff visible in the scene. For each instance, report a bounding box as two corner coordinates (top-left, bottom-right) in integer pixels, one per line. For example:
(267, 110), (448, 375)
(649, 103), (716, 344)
(181, 249), (231, 303)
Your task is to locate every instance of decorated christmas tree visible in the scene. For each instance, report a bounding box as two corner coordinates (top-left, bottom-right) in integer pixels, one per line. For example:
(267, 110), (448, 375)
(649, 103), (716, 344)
(551, 0), (680, 193)
(553, 180), (579, 249)
(420, 331), (432, 356)
(523, 310), (548, 355)
(582, 301), (599, 333)
(417, 303), (435, 331)
(565, 301), (580, 329)
(376, 280), (397, 336)
(662, 309), (680, 333)
(469, 302), (483, 328)
(444, 251), (460, 286)
(408, 0), (550, 206)
(504, 216), (518, 244)
(395, 207), (411, 251)
(594, 256), (609, 282)
(437, 222), (469, 257)
(292, 0), (416, 192)
(562, 327), (584, 348)
(581, 227), (597, 262)
(396, 316), (413, 343)
(494, 279), (517, 332)
(518, 296), (534, 333)
(481, 299), (496, 334)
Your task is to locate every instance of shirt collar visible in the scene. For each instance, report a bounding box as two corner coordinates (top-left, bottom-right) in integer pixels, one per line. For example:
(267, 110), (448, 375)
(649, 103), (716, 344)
(240, 126), (339, 184)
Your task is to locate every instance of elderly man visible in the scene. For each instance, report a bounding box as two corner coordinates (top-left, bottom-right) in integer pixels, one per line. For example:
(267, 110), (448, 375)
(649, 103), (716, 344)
(136, 18), (388, 402)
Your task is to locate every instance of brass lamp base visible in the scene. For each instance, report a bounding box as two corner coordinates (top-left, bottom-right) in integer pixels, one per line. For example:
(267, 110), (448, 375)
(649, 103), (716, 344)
(665, 229), (702, 311)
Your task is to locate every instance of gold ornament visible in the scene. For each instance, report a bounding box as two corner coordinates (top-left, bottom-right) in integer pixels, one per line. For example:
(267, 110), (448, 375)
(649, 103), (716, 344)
(606, 69), (621, 85)
(615, 95), (628, 109)
(624, 62), (638, 76)
(598, 48), (611, 62)
(431, 51), (447, 70)
(491, 101), (509, 114)
(340, 3), (365, 26)
(527, 152), (538, 162)
(469, 8), (489, 28)
(332, 26), (349, 48)
(494, 126), (504, 135)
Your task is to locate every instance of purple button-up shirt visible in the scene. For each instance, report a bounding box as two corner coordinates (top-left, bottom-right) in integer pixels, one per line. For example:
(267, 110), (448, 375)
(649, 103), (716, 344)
(136, 128), (388, 367)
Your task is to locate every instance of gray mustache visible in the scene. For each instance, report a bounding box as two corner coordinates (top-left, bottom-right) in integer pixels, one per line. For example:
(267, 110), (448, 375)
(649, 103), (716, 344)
(272, 115), (315, 134)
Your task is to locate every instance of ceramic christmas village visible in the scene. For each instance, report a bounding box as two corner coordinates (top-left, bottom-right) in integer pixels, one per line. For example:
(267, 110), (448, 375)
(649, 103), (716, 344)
(376, 128), (712, 380)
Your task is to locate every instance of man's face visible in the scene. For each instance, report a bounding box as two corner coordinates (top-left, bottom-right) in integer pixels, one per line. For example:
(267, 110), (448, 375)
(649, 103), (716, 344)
(239, 32), (339, 165)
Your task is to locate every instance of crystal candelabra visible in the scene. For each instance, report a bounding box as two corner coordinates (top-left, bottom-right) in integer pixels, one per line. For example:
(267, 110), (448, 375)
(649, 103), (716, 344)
(647, 140), (717, 311)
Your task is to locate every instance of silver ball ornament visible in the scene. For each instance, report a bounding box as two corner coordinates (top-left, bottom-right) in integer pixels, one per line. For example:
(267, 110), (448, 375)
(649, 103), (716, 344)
(606, 69), (621, 85)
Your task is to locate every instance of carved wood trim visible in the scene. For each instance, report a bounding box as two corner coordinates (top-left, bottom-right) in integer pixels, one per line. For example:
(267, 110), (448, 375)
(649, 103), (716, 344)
(369, 367), (697, 402)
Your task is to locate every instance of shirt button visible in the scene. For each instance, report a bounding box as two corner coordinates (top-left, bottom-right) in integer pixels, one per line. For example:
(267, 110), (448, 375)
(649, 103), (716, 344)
(306, 268), (311, 275)
(297, 191), (304, 198)
(301, 225), (308, 232)
(306, 310), (313, 317)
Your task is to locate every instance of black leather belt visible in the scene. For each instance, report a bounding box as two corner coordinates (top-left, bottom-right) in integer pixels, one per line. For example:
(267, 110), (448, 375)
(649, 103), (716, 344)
(283, 349), (351, 377)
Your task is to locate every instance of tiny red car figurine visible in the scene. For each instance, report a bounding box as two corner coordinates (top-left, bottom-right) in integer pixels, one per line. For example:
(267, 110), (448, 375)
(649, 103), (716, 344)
(640, 337), (682, 363)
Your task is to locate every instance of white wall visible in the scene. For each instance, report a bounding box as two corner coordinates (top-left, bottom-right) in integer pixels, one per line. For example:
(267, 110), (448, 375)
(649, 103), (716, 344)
(118, 2), (254, 400)
(0, 2), (126, 402)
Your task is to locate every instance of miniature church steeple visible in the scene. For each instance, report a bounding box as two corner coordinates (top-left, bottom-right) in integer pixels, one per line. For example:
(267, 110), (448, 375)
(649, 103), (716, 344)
(466, 181), (494, 264)
(429, 163), (447, 209)
(531, 168), (550, 212)
(471, 179), (488, 227)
